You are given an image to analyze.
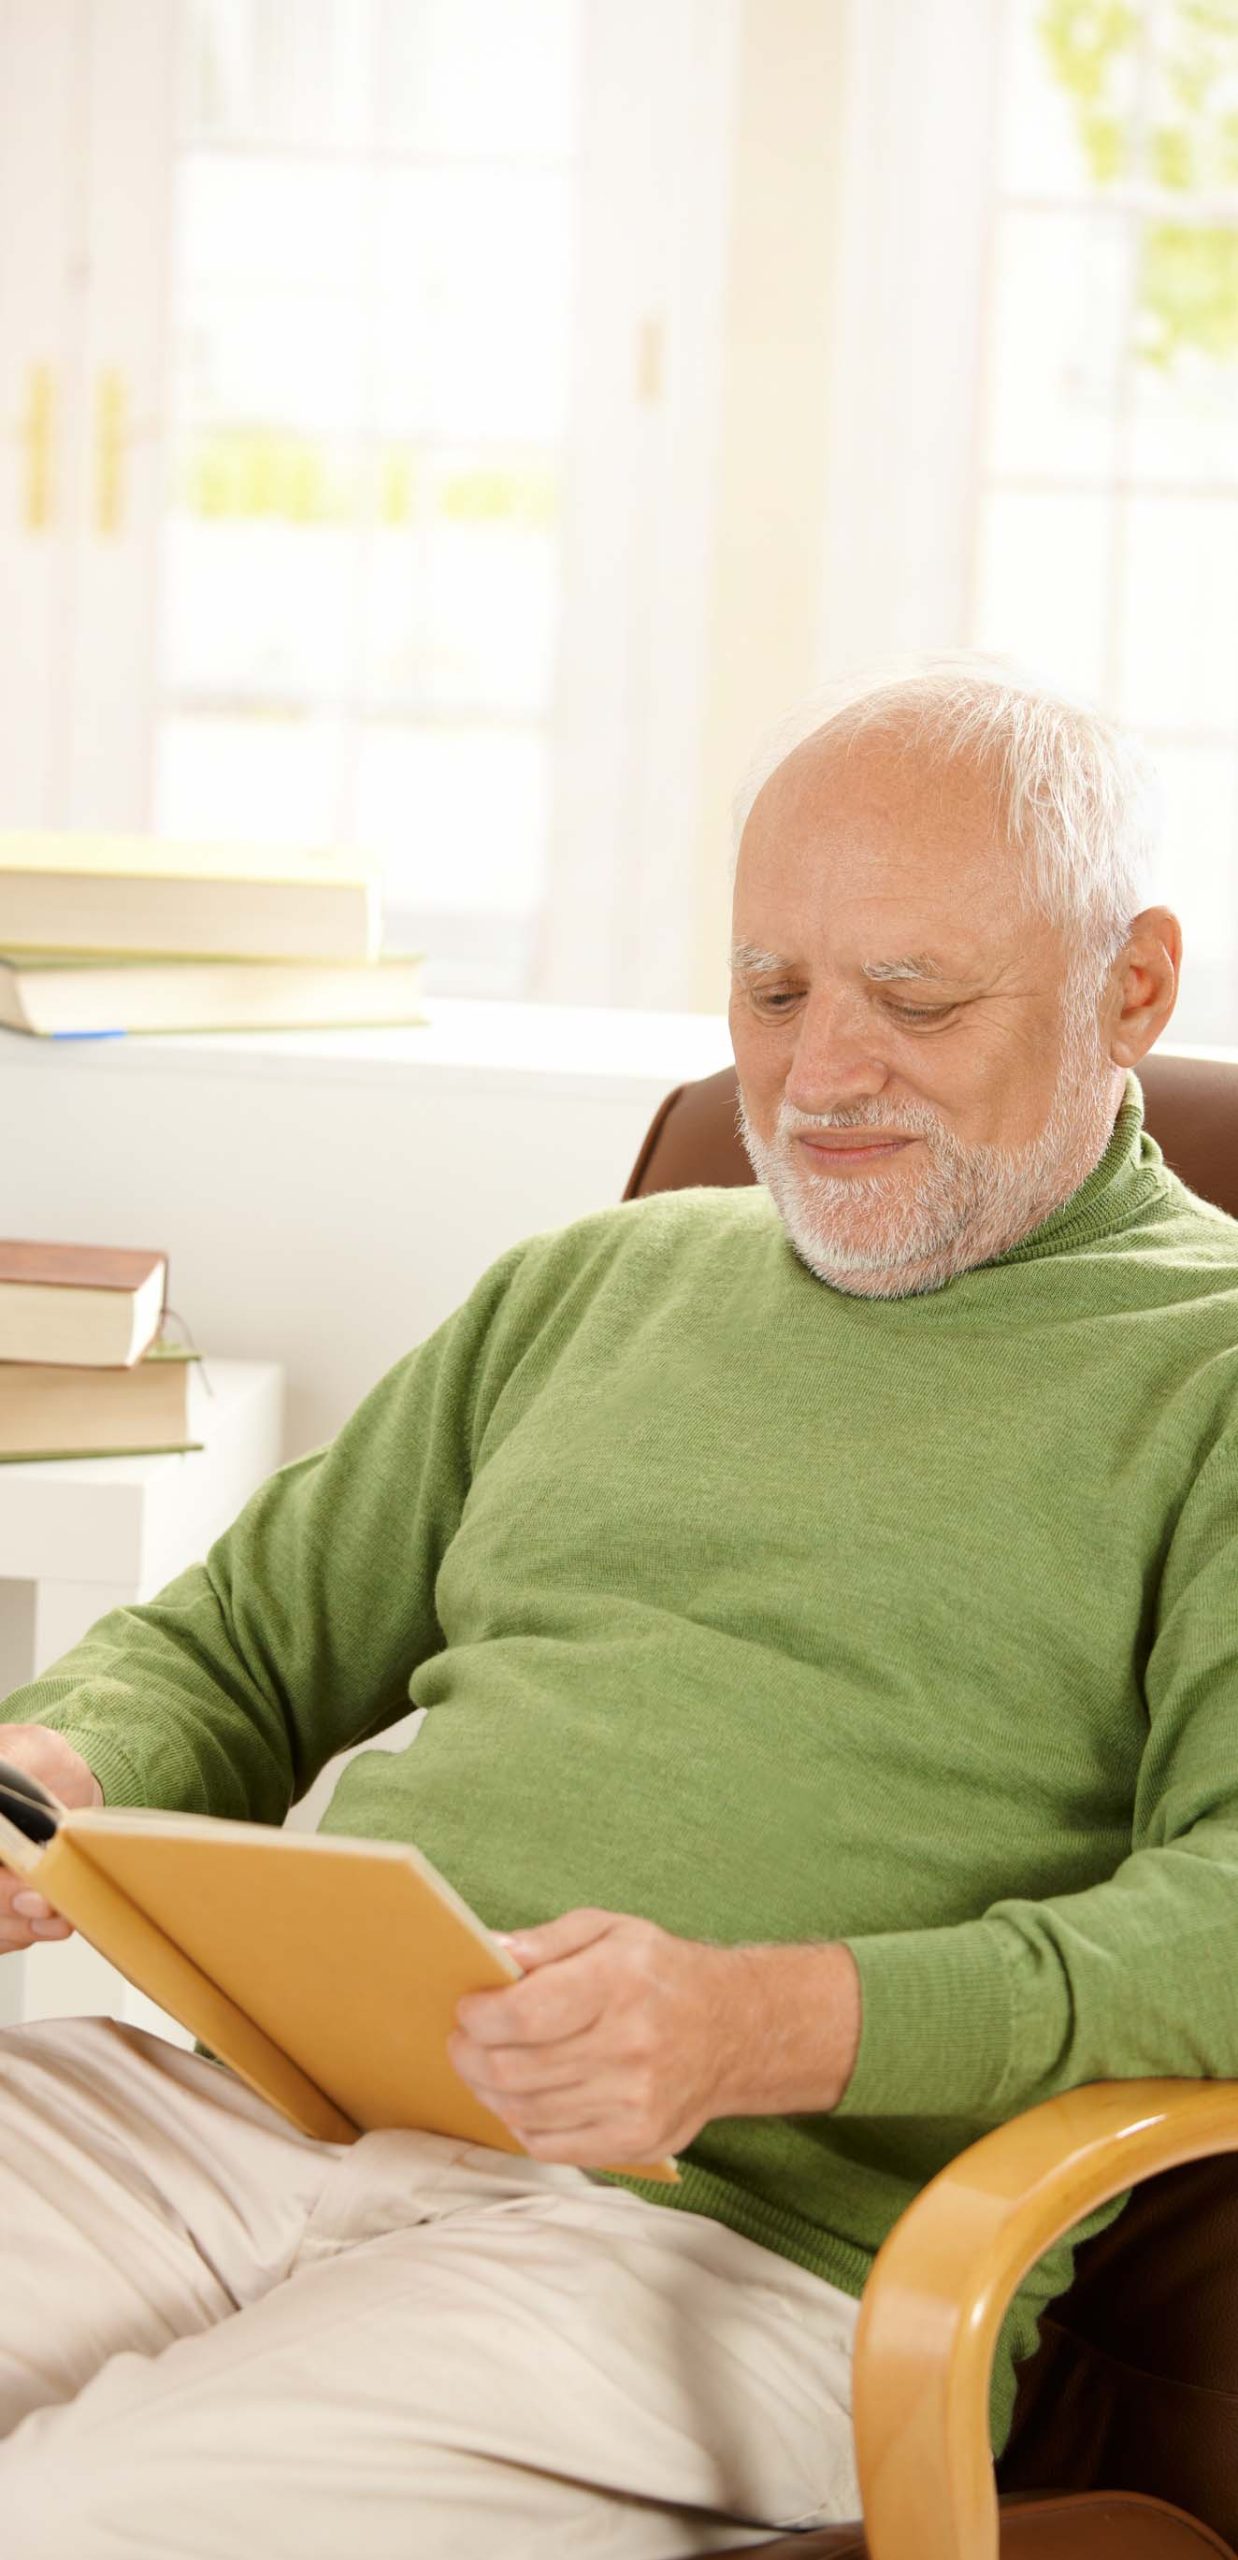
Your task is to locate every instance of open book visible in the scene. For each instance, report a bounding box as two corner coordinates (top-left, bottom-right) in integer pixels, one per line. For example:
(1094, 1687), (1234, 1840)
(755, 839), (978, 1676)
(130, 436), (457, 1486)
(0, 1759), (677, 2183)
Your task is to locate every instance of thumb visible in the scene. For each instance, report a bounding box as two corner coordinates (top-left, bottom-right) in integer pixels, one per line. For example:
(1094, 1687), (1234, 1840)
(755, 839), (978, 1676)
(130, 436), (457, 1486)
(493, 1906), (622, 1970)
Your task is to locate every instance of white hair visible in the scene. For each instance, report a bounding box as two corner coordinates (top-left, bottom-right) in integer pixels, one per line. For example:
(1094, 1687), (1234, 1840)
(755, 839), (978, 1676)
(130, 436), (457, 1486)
(732, 653), (1157, 967)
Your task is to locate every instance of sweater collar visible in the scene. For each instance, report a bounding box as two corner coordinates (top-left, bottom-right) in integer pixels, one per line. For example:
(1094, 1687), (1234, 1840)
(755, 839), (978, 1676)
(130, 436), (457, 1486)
(986, 1072), (1166, 1270)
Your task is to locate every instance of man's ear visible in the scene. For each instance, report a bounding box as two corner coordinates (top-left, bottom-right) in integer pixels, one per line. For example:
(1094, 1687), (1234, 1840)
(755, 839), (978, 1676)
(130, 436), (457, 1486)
(1104, 906), (1182, 1069)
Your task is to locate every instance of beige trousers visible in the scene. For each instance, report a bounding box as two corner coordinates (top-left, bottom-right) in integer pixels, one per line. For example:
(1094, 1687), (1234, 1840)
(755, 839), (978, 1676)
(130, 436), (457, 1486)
(0, 2018), (861, 2558)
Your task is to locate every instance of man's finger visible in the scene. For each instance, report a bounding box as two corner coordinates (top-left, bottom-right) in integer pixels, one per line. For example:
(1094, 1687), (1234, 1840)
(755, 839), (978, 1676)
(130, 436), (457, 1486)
(504, 2093), (621, 2137)
(457, 1947), (610, 2045)
(0, 1913), (72, 1950)
(514, 2118), (648, 2168)
(448, 2025), (607, 2097)
(492, 1907), (622, 1970)
(0, 1876), (73, 1950)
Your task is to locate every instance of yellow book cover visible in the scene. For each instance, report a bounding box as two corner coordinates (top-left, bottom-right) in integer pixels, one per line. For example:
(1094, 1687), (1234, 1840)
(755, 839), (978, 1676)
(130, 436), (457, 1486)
(0, 1761), (677, 2183)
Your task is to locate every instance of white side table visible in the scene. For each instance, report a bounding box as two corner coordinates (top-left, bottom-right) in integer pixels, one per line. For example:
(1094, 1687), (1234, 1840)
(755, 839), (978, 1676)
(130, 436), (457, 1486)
(0, 1359), (284, 2037)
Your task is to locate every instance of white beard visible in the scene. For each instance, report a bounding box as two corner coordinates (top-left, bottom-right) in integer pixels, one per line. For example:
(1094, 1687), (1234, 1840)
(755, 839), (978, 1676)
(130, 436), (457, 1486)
(738, 1013), (1121, 1299)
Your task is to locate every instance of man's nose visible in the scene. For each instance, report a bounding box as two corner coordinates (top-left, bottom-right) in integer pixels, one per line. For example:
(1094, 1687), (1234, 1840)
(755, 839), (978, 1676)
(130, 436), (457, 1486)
(783, 991), (890, 1114)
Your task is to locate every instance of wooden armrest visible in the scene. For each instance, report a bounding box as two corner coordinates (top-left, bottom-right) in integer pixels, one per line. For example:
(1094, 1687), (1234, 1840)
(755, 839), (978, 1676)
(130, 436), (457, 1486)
(853, 2078), (1238, 2560)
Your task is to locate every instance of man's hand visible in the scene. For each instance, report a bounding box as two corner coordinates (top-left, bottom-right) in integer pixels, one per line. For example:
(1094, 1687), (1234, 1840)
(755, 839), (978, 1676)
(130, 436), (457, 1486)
(449, 1908), (862, 2169)
(0, 1723), (102, 1953)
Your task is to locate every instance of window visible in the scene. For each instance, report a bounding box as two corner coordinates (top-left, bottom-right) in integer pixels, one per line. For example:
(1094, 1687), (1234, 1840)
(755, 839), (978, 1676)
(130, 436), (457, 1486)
(971, 0), (1238, 1043)
(157, 0), (582, 995)
(0, 0), (737, 1009)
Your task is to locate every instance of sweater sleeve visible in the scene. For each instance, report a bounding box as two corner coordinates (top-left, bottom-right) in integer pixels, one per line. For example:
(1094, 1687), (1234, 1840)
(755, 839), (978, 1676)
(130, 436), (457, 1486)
(1, 1248), (526, 1825)
(835, 1425), (1238, 2120)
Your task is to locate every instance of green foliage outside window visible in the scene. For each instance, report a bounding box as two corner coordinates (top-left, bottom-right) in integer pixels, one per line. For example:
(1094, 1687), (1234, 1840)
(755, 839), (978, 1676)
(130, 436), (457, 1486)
(1038, 0), (1238, 364)
(177, 429), (559, 529)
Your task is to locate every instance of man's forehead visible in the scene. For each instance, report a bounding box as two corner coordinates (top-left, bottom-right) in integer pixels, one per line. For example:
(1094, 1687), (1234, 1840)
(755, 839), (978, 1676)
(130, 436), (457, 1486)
(753, 715), (1005, 830)
(738, 723), (1023, 912)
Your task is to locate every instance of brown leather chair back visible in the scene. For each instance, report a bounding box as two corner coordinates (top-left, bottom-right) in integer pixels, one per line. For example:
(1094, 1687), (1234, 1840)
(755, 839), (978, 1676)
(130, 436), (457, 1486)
(625, 1046), (1238, 2550)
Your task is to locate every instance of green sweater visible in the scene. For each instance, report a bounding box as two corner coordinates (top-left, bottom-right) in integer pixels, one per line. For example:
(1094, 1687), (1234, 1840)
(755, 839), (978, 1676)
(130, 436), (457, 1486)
(13, 1078), (1238, 2452)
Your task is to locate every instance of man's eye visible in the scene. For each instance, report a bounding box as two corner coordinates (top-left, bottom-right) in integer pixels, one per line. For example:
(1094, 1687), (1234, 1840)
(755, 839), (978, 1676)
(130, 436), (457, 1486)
(887, 1003), (954, 1026)
(751, 988), (800, 1011)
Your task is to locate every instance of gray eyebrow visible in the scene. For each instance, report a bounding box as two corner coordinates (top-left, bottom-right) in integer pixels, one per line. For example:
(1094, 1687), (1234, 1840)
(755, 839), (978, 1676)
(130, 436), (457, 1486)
(861, 956), (950, 983)
(731, 945), (964, 985)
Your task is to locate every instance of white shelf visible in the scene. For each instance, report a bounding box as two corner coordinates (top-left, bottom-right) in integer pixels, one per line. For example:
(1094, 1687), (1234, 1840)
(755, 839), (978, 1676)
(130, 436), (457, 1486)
(0, 998), (733, 1100)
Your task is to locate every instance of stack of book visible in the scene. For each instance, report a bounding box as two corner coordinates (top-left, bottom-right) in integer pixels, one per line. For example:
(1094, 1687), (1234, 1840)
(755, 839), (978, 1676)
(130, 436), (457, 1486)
(0, 1241), (199, 1461)
(0, 835), (424, 1038)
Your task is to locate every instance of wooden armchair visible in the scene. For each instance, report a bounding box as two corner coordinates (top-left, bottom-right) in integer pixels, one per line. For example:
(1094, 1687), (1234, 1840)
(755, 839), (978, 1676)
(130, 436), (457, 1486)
(624, 1050), (1238, 2560)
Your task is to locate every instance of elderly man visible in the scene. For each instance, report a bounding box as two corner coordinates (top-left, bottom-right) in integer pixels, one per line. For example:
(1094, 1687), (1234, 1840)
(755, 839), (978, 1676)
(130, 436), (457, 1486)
(1, 659), (1236, 2559)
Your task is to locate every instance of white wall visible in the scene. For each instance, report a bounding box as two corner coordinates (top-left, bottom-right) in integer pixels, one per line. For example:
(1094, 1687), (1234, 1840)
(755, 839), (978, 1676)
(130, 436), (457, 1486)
(1, 1003), (732, 1456)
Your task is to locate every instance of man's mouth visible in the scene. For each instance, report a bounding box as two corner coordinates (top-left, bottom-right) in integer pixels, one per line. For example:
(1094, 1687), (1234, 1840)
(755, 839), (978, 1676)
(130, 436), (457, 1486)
(793, 1133), (918, 1169)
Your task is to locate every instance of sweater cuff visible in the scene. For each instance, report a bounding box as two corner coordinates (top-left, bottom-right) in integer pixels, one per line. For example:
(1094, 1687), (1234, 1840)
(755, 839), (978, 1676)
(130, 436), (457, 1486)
(32, 1710), (149, 1812)
(835, 1918), (1018, 2118)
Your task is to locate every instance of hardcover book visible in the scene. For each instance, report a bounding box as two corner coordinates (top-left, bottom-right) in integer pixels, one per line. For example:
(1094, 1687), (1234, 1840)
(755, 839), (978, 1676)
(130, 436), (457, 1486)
(0, 1760), (677, 2182)
(0, 948), (424, 1038)
(0, 1342), (199, 1461)
(0, 1240), (167, 1367)
(0, 835), (379, 964)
